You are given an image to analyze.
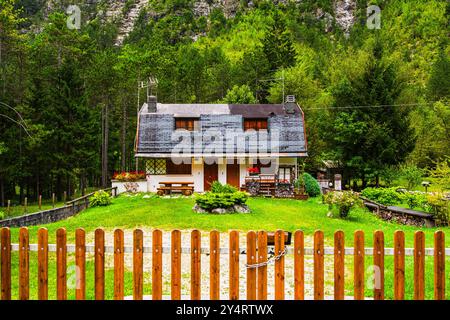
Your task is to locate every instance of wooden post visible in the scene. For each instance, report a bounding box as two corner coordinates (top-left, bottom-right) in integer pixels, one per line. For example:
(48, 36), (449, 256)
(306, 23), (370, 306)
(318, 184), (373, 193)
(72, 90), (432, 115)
(257, 231), (267, 300)
(52, 193), (55, 208)
(38, 228), (48, 300)
(210, 230), (220, 300)
(7, 200), (10, 215)
(313, 230), (324, 300)
(24, 197), (27, 214)
(434, 231), (445, 300)
(294, 230), (304, 300)
(1, 227), (11, 300)
(63, 191), (67, 203)
(354, 230), (365, 300)
(171, 230), (181, 300)
(394, 230), (405, 300)
(414, 231), (425, 300)
(246, 231), (257, 300)
(75, 228), (86, 300)
(229, 230), (239, 300)
(153, 229), (163, 300)
(19, 227), (29, 300)
(56, 228), (67, 300)
(334, 230), (345, 300)
(114, 229), (124, 300)
(38, 195), (42, 210)
(94, 229), (105, 300)
(373, 230), (384, 300)
(133, 229), (144, 300)
(191, 229), (201, 300)
(274, 230), (285, 300)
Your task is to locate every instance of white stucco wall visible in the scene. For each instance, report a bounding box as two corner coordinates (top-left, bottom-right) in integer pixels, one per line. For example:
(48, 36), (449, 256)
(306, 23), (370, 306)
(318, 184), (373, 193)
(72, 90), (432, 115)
(145, 160), (204, 192)
(140, 157), (298, 193)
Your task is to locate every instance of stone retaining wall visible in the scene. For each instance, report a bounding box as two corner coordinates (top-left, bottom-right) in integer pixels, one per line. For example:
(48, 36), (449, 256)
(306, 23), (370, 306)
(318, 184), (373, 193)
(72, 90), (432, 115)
(0, 201), (88, 228)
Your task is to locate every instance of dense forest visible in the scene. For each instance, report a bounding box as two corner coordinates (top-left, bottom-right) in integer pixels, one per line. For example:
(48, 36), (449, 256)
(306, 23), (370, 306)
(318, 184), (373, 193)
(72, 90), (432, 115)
(0, 0), (449, 204)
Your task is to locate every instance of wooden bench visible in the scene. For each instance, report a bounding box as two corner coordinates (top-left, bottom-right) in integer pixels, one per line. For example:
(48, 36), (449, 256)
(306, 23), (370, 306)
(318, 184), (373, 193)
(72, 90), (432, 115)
(157, 182), (194, 196)
(266, 231), (292, 246)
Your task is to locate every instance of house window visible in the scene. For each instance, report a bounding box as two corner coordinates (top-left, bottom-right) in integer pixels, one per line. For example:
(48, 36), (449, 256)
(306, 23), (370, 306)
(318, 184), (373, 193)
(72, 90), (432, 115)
(278, 167), (292, 182)
(175, 118), (199, 131)
(146, 159), (166, 175)
(146, 159), (192, 175)
(166, 160), (192, 174)
(244, 119), (268, 131)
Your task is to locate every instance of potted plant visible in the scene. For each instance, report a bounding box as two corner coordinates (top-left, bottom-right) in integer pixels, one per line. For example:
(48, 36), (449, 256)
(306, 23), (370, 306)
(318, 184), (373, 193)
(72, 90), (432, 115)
(247, 167), (260, 176)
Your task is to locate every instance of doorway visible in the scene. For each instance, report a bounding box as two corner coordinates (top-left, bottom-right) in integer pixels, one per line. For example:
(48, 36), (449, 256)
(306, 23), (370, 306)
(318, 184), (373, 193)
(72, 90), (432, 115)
(204, 163), (218, 191)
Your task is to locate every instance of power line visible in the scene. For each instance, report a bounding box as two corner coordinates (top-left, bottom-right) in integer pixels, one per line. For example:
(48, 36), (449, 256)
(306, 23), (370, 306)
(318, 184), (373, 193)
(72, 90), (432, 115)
(306, 101), (447, 110)
(0, 114), (32, 137)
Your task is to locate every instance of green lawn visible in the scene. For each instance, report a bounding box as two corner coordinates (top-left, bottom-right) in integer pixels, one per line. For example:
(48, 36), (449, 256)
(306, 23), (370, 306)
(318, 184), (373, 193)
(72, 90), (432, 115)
(4, 194), (450, 300)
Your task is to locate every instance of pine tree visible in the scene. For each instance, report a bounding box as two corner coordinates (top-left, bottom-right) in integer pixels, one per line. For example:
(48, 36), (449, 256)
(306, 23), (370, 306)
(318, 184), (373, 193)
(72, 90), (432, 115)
(262, 11), (296, 72)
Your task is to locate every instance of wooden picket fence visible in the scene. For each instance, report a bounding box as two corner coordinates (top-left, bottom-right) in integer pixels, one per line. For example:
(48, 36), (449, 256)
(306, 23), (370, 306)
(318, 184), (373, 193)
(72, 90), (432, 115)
(0, 227), (448, 300)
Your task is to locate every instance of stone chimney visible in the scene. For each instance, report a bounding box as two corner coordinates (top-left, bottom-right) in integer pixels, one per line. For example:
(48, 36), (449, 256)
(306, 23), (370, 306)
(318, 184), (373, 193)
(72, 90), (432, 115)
(147, 95), (157, 113)
(284, 95), (297, 114)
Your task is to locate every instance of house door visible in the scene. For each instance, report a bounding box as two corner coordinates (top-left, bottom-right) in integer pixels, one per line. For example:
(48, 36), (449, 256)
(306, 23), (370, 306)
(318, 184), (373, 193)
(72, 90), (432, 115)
(227, 163), (240, 188)
(204, 163), (218, 191)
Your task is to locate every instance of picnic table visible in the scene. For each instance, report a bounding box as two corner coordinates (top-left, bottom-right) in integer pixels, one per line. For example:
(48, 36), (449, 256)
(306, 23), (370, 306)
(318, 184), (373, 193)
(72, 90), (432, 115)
(157, 181), (194, 196)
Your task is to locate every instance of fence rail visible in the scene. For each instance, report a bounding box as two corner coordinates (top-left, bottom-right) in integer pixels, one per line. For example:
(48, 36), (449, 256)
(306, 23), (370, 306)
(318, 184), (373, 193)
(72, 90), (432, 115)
(0, 228), (447, 300)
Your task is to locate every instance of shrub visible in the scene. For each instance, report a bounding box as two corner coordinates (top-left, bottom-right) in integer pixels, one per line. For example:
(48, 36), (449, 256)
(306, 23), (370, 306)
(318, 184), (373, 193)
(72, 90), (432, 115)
(428, 158), (450, 191)
(400, 164), (424, 190)
(0, 211), (5, 220)
(427, 193), (449, 226)
(324, 191), (363, 218)
(195, 191), (248, 211)
(401, 192), (429, 211)
(210, 181), (237, 194)
(90, 190), (112, 207)
(361, 187), (403, 206)
(303, 173), (321, 197)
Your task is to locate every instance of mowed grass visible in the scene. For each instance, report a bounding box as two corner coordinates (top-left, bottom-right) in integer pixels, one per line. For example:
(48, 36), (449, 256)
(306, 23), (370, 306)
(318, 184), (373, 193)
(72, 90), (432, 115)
(5, 194), (450, 300)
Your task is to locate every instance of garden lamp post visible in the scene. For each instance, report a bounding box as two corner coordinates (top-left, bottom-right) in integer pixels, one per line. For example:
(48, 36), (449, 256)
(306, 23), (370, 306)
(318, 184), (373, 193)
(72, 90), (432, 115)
(422, 181), (431, 193)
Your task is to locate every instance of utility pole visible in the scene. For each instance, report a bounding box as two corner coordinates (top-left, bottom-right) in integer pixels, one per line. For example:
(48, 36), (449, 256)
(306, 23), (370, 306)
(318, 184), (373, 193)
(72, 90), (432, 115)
(135, 76), (158, 171)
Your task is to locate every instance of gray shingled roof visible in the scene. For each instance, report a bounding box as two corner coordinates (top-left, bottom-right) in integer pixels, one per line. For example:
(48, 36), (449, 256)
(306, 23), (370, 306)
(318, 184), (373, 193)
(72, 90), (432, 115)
(136, 102), (307, 157)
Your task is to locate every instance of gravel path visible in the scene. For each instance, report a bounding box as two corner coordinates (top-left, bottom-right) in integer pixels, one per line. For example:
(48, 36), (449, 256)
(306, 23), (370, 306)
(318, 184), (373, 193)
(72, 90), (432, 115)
(83, 228), (346, 300)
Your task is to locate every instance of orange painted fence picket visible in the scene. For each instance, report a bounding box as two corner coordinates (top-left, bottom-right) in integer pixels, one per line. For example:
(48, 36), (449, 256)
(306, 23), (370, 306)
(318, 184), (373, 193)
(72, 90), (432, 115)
(0, 228), (448, 300)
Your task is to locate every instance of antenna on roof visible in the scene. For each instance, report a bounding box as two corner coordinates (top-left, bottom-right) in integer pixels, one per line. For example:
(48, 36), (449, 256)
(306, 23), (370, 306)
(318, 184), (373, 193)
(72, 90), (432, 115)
(148, 76), (158, 96)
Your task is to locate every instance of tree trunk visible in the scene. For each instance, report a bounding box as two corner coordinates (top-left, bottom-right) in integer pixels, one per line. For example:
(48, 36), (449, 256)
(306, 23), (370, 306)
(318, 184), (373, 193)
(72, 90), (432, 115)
(121, 102), (127, 172)
(0, 176), (4, 207)
(101, 104), (109, 188)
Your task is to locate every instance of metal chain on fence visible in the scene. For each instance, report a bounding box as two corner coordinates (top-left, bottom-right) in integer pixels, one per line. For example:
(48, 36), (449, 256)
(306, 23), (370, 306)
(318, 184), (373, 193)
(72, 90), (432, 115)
(245, 248), (286, 269)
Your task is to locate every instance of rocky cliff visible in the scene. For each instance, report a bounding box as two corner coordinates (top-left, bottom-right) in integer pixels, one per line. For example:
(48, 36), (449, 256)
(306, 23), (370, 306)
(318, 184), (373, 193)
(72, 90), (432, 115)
(28, 0), (357, 45)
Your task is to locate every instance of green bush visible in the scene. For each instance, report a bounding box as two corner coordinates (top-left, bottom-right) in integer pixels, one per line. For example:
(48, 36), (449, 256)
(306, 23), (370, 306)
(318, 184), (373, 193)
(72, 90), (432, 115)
(361, 187), (403, 206)
(303, 173), (321, 197)
(323, 191), (363, 218)
(0, 211), (5, 220)
(210, 181), (237, 193)
(195, 191), (248, 211)
(400, 164), (424, 190)
(427, 193), (449, 226)
(401, 193), (429, 211)
(89, 190), (112, 207)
